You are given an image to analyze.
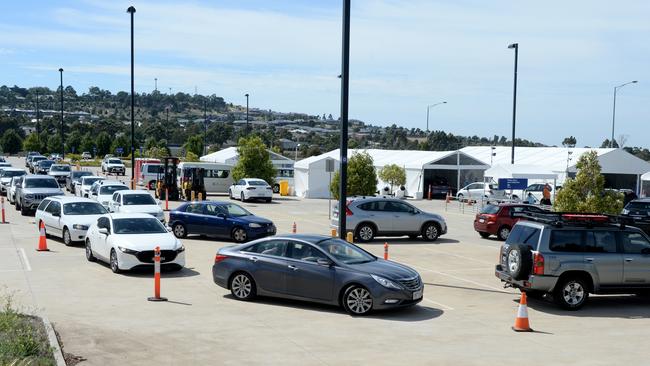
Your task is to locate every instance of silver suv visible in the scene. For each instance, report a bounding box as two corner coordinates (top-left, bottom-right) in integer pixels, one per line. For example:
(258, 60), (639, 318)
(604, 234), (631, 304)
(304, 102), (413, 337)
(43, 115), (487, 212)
(495, 212), (650, 310)
(331, 196), (447, 242)
(15, 175), (64, 216)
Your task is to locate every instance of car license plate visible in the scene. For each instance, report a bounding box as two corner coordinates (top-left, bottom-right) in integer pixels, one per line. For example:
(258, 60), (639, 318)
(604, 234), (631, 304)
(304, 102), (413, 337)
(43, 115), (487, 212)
(479, 218), (485, 223)
(412, 289), (423, 300)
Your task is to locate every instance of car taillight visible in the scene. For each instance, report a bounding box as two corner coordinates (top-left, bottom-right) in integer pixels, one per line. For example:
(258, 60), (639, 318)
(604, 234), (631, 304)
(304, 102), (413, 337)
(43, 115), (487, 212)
(214, 254), (228, 263)
(345, 206), (353, 216)
(533, 252), (544, 275)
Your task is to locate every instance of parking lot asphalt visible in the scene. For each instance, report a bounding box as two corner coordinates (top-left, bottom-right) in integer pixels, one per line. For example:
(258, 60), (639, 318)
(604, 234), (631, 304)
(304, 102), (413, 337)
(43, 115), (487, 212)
(3, 157), (650, 365)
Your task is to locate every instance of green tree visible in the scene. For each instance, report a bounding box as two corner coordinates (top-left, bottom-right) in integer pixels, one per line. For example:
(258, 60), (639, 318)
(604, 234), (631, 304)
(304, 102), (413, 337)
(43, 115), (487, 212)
(231, 136), (276, 185)
(183, 135), (204, 157)
(47, 135), (62, 154)
(1, 129), (23, 154)
(555, 151), (623, 214)
(110, 135), (130, 157)
(330, 151), (378, 200)
(562, 136), (577, 148)
(95, 132), (111, 156)
(184, 151), (199, 162)
(378, 164), (406, 194)
(79, 133), (95, 155)
(66, 131), (82, 154)
(23, 133), (41, 152)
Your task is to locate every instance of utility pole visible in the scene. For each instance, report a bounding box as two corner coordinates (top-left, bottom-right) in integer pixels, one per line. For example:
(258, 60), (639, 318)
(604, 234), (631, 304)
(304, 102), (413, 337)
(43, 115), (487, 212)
(338, 0), (351, 240)
(508, 43), (519, 164)
(59, 68), (65, 159)
(127, 6), (136, 182)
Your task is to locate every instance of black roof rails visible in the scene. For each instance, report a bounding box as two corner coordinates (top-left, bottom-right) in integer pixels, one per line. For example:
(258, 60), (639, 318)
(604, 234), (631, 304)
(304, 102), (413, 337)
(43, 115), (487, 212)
(511, 211), (625, 228)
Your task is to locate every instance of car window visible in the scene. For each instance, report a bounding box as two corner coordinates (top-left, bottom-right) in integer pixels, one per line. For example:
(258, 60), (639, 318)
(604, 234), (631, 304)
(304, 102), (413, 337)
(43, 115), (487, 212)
(287, 242), (328, 262)
(113, 218), (166, 234)
(385, 201), (412, 213)
(99, 185), (128, 195)
(621, 231), (650, 254)
(316, 238), (375, 264)
(585, 231), (617, 253)
(63, 202), (107, 215)
(244, 240), (289, 257)
(37, 199), (51, 211)
(184, 203), (205, 214)
(357, 200), (389, 212)
(147, 165), (163, 174)
(45, 201), (61, 216)
(480, 205), (500, 214)
(549, 230), (583, 252)
(112, 192), (120, 202)
(204, 204), (224, 216)
(237, 179), (246, 185)
(25, 178), (59, 188)
(506, 225), (541, 248)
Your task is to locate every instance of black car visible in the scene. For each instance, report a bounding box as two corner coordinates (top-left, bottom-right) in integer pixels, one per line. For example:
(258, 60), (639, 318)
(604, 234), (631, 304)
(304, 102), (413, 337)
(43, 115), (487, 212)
(212, 235), (423, 315)
(622, 198), (650, 235)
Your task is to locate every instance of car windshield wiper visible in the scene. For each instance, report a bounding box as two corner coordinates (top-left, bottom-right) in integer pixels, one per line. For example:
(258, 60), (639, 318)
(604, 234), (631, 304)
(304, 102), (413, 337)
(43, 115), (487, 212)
(346, 259), (374, 265)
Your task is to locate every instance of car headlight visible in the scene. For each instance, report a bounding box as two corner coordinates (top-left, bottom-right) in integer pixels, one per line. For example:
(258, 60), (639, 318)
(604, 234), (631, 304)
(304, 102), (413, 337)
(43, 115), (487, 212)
(371, 274), (402, 290)
(622, 209), (629, 215)
(176, 242), (185, 253)
(117, 246), (138, 254)
(73, 224), (89, 230)
(249, 223), (262, 228)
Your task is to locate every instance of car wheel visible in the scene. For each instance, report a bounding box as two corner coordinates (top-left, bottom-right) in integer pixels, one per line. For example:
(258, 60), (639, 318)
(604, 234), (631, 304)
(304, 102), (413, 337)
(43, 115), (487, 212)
(342, 285), (373, 315)
(228, 190), (234, 200)
(457, 193), (464, 202)
(231, 227), (247, 243)
(172, 223), (187, 238)
(110, 249), (121, 274)
(355, 223), (375, 243)
(554, 277), (589, 310)
(230, 272), (256, 300)
(497, 225), (511, 241)
(240, 192), (246, 202)
(20, 202), (28, 216)
(479, 232), (491, 239)
(63, 227), (73, 246)
(272, 184), (280, 193)
(505, 244), (532, 281)
(422, 222), (440, 241)
(265, 198), (272, 203)
(85, 239), (96, 262)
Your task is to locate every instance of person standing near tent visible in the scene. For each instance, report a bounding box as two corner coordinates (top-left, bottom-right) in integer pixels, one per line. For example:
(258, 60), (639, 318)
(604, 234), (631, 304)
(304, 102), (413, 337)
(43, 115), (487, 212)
(541, 184), (552, 205)
(526, 192), (536, 204)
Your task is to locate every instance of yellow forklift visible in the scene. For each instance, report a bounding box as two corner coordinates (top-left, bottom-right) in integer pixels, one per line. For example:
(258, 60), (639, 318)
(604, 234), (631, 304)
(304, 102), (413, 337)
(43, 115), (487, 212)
(155, 157), (180, 201)
(181, 167), (207, 201)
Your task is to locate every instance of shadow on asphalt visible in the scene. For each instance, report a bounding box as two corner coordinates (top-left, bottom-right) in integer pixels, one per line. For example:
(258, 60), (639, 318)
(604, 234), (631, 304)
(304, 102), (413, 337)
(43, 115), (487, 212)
(92, 261), (202, 278)
(520, 294), (650, 319)
(363, 237), (460, 245)
(424, 282), (511, 295)
(223, 294), (443, 321)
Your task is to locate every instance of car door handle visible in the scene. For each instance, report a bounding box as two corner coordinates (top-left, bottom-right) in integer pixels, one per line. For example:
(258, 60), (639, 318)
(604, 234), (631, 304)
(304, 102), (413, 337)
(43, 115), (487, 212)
(288, 265), (298, 271)
(625, 258), (634, 262)
(584, 257), (594, 262)
(249, 256), (258, 262)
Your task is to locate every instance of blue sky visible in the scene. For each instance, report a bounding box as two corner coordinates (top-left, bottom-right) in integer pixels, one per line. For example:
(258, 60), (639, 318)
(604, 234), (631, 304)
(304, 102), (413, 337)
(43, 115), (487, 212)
(1, 0), (648, 148)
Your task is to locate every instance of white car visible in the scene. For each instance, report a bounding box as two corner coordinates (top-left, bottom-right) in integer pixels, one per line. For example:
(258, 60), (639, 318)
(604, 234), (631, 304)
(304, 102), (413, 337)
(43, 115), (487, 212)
(35, 196), (108, 246)
(77, 176), (105, 198)
(81, 152), (92, 160)
(0, 168), (26, 195)
(108, 190), (164, 222)
(228, 178), (273, 202)
(101, 157), (126, 176)
(7, 176), (24, 204)
(90, 181), (129, 208)
(456, 182), (507, 202)
(85, 213), (185, 273)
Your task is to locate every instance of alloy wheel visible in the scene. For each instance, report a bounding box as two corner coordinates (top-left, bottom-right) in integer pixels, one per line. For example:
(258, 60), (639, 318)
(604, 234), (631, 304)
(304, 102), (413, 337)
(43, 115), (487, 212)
(562, 281), (585, 306)
(110, 250), (120, 273)
(173, 224), (186, 238)
(499, 227), (511, 240)
(233, 228), (247, 243)
(358, 226), (374, 242)
(346, 287), (373, 315)
(63, 228), (72, 246)
(231, 274), (252, 299)
(425, 224), (438, 240)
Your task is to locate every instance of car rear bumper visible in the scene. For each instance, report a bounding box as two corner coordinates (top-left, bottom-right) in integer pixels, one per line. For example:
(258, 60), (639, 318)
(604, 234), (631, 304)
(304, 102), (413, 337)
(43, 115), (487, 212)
(473, 221), (497, 234)
(494, 264), (558, 292)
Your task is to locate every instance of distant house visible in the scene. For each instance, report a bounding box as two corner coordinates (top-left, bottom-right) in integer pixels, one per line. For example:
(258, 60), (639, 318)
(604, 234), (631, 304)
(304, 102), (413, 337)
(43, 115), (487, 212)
(278, 138), (298, 150)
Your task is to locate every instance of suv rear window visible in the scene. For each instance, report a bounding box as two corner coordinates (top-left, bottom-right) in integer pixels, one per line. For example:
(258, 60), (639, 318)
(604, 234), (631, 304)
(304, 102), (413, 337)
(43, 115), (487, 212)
(585, 231), (617, 253)
(480, 205), (500, 214)
(550, 230), (583, 252)
(505, 225), (541, 248)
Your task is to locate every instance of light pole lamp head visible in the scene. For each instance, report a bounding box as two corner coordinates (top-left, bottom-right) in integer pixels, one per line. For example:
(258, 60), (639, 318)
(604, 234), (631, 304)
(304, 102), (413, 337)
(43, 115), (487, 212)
(508, 43), (518, 49)
(632, 80), (638, 83)
(127, 6), (136, 13)
(58, 68), (63, 72)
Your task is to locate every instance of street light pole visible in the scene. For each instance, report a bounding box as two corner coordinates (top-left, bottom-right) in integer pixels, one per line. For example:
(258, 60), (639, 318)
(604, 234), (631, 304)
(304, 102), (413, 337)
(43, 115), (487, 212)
(59, 68), (64, 159)
(426, 101), (447, 132)
(244, 93), (249, 134)
(35, 91), (40, 144)
(154, 78), (157, 92)
(338, 0), (351, 240)
(295, 143), (301, 161)
(611, 80), (638, 148)
(508, 43), (518, 164)
(166, 106), (170, 141)
(204, 100), (208, 156)
(127, 6), (136, 183)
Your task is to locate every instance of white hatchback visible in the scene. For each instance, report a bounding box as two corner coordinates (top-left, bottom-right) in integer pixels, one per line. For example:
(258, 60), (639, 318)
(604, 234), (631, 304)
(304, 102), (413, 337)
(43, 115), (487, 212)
(85, 213), (185, 273)
(35, 196), (108, 246)
(229, 178), (273, 202)
(108, 190), (165, 222)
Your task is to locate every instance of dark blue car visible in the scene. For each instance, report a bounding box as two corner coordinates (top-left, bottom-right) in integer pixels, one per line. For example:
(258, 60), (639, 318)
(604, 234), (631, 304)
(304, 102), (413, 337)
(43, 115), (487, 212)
(169, 201), (276, 243)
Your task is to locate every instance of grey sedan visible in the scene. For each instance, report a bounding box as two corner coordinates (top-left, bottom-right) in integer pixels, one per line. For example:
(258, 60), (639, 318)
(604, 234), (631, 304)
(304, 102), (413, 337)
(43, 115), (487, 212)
(212, 234), (423, 315)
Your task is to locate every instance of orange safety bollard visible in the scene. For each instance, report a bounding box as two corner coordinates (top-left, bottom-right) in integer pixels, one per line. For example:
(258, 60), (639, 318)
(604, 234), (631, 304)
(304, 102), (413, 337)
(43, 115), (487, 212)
(330, 228), (337, 237)
(346, 231), (353, 243)
(384, 242), (389, 260)
(164, 188), (169, 211)
(198, 192), (203, 201)
(428, 184), (432, 200)
(292, 221), (297, 233)
(147, 246), (168, 302)
(1, 196), (6, 224)
(36, 221), (49, 252)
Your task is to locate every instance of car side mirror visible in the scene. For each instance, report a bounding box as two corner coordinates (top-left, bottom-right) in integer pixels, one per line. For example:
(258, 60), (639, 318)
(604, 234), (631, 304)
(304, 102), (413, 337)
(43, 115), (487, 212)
(166, 226), (173, 232)
(98, 227), (109, 236)
(316, 258), (333, 267)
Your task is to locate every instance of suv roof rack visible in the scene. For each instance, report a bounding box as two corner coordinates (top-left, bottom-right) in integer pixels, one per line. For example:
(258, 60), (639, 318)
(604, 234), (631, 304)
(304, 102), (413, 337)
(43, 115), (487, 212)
(510, 211), (638, 228)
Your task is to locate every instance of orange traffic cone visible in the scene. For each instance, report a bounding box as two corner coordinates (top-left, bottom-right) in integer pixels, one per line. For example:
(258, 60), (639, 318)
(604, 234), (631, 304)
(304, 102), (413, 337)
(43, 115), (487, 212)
(292, 222), (297, 234)
(512, 292), (533, 332)
(445, 192), (451, 203)
(37, 221), (49, 252)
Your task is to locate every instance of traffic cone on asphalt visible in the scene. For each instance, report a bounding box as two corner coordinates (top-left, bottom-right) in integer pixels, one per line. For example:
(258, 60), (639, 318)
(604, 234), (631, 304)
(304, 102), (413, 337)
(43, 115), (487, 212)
(292, 222), (297, 234)
(445, 192), (451, 203)
(512, 292), (533, 332)
(37, 221), (49, 252)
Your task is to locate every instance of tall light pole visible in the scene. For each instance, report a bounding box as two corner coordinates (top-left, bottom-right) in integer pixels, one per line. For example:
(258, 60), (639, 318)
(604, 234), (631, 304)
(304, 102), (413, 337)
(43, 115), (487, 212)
(154, 78), (157, 92)
(426, 101), (446, 132)
(338, 0), (351, 240)
(35, 91), (40, 144)
(611, 80), (638, 148)
(166, 106), (170, 141)
(244, 93), (249, 134)
(508, 43), (518, 164)
(295, 143), (301, 161)
(127, 6), (136, 183)
(59, 68), (65, 159)
(204, 100), (208, 156)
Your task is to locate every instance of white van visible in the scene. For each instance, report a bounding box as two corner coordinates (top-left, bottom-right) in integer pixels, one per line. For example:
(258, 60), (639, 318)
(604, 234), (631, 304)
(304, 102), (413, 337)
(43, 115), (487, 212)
(177, 162), (233, 194)
(138, 163), (163, 189)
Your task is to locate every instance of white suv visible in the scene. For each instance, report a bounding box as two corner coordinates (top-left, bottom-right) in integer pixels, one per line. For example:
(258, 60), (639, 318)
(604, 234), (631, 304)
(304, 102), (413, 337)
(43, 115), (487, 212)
(102, 158), (126, 176)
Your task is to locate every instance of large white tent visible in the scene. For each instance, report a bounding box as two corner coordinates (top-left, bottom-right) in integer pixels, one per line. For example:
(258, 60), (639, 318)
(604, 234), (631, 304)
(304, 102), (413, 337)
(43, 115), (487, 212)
(294, 149), (489, 199)
(200, 147), (295, 178)
(484, 164), (558, 180)
(641, 172), (650, 197)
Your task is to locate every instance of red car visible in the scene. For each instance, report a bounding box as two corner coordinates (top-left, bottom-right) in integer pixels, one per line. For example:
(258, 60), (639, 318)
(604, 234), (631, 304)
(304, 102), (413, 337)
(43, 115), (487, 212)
(473, 203), (545, 240)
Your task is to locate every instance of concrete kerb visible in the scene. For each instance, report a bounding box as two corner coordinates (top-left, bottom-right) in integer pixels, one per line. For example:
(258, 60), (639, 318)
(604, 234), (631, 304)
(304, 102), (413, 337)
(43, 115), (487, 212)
(41, 314), (67, 366)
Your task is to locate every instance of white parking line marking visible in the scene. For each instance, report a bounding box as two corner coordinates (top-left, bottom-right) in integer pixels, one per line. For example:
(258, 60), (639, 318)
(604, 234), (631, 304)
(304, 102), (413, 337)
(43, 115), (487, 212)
(410, 264), (510, 293)
(18, 248), (31, 271)
(422, 297), (454, 311)
(422, 247), (494, 265)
